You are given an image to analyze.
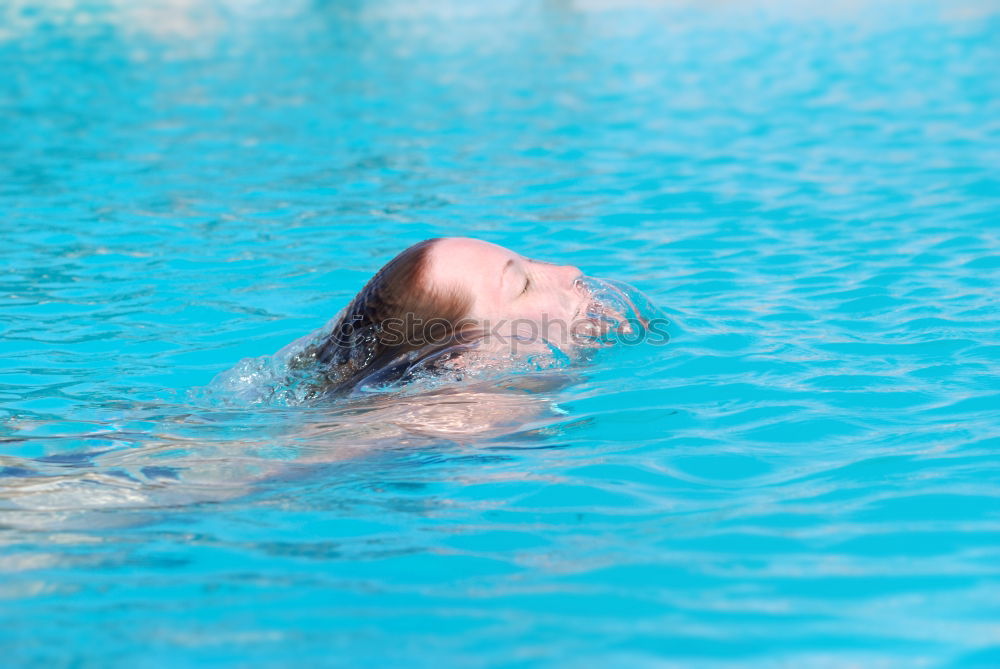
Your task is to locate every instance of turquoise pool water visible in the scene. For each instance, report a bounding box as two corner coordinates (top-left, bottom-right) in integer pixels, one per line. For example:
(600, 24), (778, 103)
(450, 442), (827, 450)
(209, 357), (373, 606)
(2, 0), (999, 665)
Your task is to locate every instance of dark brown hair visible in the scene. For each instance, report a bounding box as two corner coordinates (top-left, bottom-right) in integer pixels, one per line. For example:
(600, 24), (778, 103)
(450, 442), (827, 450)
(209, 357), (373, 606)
(305, 238), (475, 393)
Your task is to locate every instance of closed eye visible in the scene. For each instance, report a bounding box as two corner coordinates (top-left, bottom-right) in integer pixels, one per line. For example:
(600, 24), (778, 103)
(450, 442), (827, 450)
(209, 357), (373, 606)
(520, 277), (531, 296)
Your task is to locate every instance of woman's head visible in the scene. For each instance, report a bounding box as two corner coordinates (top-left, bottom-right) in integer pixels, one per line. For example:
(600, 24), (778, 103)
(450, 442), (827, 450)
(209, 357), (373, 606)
(312, 238), (589, 391)
(424, 237), (587, 342)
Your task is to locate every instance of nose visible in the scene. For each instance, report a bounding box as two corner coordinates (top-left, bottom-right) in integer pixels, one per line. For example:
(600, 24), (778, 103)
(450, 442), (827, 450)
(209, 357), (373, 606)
(556, 264), (583, 288)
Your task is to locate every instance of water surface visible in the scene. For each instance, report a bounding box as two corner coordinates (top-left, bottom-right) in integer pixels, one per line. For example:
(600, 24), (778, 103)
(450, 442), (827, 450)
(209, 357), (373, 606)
(1, 0), (999, 666)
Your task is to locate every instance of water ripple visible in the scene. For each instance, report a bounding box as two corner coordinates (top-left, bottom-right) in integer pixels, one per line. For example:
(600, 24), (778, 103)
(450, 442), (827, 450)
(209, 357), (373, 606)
(1, 0), (998, 666)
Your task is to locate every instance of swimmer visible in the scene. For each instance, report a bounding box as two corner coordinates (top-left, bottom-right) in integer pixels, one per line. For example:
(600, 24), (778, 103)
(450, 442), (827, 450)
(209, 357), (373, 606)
(292, 237), (639, 397)
(0, 239), (658, 522)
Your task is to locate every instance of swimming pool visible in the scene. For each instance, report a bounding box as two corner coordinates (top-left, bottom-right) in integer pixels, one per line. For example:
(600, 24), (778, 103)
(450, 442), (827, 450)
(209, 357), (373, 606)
(2, 0), (998, 665)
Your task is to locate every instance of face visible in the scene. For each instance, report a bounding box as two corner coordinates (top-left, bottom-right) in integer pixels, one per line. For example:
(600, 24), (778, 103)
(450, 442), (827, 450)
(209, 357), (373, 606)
(423, 238), (587, 352)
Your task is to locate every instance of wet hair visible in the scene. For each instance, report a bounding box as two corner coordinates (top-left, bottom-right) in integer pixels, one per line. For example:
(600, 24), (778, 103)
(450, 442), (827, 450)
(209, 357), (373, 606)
(302, 238), (476, 394)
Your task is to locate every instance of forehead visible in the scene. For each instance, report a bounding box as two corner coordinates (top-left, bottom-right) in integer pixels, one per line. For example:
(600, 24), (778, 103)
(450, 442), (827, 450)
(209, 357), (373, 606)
(434, 237), (511, 259)
(424, 238), (517, 300)
(427, 238), (515, 274)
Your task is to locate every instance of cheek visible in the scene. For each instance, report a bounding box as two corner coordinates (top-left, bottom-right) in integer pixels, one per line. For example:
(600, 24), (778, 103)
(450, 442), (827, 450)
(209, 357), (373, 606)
(517, 296), (564, 322)
(470, 286), (513, 320)
(479, 287), (576, 324)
